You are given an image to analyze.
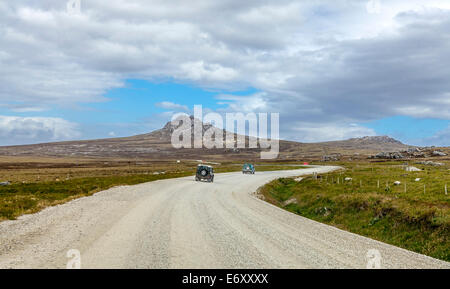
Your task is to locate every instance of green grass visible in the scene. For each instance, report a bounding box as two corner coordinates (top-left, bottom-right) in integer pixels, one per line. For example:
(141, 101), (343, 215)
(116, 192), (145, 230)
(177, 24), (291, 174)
(258, 162), (450, 261)
(0, 163), (306, 221)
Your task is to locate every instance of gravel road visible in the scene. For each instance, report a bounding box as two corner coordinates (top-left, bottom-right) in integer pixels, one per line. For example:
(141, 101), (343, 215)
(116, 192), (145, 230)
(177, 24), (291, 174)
(0, 166), (448, 269)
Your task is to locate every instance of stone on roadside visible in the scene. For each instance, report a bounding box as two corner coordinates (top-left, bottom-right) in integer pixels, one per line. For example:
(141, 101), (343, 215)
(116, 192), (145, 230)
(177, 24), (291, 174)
(405, 166), (421, 172)
(282, 198), (298, 207)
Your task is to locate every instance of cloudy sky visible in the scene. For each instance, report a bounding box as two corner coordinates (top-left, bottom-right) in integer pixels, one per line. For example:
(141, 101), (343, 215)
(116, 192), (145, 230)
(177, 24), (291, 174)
(0, 0), (449, 146)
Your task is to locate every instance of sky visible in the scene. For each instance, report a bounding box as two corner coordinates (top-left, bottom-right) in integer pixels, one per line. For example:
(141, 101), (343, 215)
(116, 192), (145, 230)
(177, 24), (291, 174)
(0, 0), (449, 146)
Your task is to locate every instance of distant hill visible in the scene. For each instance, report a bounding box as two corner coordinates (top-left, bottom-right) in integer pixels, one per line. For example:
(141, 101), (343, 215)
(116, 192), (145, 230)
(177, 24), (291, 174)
(0, 117), (412, 161)
(319, 136), (407, 151)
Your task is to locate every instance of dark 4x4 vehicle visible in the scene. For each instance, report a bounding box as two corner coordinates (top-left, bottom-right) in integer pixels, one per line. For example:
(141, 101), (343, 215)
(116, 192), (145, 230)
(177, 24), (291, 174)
(195, 165), (214, 182)
(242, 163), (255, 174)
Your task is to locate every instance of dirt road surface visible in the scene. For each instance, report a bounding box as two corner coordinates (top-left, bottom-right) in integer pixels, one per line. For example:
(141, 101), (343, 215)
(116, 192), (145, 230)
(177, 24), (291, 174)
(0, 166), (448, 269)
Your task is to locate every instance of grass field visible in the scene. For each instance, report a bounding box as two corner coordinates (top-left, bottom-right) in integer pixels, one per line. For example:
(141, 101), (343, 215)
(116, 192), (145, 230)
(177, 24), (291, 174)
(0, 158), (306, 221)
(259, 161), (450, 261)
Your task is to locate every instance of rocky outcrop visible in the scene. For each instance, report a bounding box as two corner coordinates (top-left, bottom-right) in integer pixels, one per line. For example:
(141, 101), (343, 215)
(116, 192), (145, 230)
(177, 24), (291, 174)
(432, 151), (447, 156)
(371, 151), (405, 159)
(322, 154), (342, 161)
(405, 166), (421, 172)
(401, 148), (426, 158)
(416, 161), (444, 166)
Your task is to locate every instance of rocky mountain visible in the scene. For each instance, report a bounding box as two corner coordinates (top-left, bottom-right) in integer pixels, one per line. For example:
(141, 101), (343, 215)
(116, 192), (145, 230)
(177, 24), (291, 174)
(319, 136), (408, 151)
(0, 118), (414, 160)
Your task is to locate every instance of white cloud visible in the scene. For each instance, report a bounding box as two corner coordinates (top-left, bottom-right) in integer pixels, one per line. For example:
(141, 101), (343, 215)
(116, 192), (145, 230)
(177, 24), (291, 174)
(216, 92), (268, 112)
(155, 101), (189, 112)
(180, 61), (238, 83)
(1, 1), (450, 144)
(0, 116), (81, 145)
(412, 125), (450, 147)
(288, 122), (376, 143)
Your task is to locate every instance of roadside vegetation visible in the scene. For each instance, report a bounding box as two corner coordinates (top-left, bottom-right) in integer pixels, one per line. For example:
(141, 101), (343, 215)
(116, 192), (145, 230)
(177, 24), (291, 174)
(259, 161), (450, 261)
(0, 159), (305, 221)
(0, 171), (194, 221)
